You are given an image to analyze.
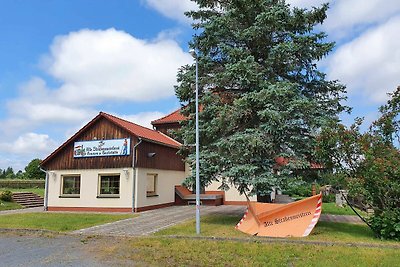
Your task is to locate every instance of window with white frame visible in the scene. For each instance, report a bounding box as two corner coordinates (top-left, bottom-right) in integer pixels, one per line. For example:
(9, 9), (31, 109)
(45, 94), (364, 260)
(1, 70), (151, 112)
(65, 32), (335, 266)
(99, 174), (120, 196)
(146, 174), (157, 197)
(61, 175), (80, 196)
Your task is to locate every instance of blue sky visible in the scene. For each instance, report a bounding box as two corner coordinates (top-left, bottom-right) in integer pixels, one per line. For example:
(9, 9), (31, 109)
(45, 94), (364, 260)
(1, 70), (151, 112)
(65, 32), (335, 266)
(1, 0), (400, 171)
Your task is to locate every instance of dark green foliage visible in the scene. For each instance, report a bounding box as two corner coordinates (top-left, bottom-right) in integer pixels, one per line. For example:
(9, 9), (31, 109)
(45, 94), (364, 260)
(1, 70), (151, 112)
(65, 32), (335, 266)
(370, 86), (400, 146)
(175, 0), (347, 195)
(0, 167), (16, 179)
(322, 194), (335, 203)
(24, 158), (45, 180)
(319, 172), (348, 190)
(369, 210), (400, 241)
(0, 167), (25, 179)
(282, 183), (312, 197)
(0, 190), (13, 202)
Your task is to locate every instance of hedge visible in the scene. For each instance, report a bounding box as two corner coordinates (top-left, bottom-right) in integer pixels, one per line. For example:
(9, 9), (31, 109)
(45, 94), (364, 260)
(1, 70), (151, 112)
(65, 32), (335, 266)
(0, 179), (45, 189)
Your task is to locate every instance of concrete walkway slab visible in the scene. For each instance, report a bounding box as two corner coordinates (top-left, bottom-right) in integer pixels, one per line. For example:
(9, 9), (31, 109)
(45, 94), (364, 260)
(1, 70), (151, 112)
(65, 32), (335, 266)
(0, 206), (44, 215)
(72, 205), (245, 236)
(320, 214), (363, 224)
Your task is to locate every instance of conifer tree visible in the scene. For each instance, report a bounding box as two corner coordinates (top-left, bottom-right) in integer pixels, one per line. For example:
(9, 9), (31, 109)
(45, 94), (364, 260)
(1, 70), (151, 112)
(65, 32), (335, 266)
(175, 0), (348, 196)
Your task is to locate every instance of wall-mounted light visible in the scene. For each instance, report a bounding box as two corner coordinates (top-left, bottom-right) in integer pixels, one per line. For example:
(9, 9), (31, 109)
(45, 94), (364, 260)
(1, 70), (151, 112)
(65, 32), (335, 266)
(123, 168), (129, 180)
(49, 171), (56, 181)
(147, 152), (156, 158)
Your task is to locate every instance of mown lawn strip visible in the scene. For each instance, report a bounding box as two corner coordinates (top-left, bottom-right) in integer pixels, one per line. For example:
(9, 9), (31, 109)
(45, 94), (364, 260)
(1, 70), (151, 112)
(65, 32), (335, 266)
(0, 212), (135, 232)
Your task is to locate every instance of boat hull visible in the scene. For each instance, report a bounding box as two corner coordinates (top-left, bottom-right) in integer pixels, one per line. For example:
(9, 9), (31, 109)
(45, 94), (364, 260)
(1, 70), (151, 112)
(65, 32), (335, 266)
(236, 193), (322, 237)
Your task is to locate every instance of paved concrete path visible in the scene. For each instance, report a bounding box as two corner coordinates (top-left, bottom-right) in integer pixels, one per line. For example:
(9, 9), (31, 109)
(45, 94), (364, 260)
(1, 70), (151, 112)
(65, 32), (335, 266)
(72, 205), (245, 236)
(71, 205), (364, 237)
(320, 214), (363, 224)
(0, 234), (108, 267)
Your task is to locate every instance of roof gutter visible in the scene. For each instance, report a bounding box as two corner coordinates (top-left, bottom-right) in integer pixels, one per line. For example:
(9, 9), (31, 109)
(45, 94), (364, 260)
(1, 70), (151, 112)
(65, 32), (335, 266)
(132, 138), (143, 213)
(39, 167), (49, 211)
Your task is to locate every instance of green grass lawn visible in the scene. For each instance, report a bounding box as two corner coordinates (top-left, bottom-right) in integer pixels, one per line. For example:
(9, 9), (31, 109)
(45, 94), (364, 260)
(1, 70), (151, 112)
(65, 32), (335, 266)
(322, 202), (367, 216)
(1, 188), (45, 197)
(1, 212), (398, 266)
(155, 214), (398, 246)
(147, 214), (400, 266)
(99, 237), (400, 267)
(0, 200), (23, 211)
(0, 213), (135, 232)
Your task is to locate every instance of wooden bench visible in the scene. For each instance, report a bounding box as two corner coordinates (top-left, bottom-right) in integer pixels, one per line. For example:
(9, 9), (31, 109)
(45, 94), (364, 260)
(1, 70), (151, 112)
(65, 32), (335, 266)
(175, 185), (223, 206)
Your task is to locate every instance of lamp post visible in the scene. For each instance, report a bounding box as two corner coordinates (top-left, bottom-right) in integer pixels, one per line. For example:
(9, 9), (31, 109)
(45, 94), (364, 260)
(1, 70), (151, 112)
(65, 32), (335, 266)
(189, 48), (200, 235)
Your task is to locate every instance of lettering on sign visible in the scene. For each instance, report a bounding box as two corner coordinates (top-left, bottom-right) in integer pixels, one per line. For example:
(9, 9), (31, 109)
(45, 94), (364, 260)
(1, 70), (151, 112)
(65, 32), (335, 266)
(74, 138), (130, 158)
(263, 211), (312, 227)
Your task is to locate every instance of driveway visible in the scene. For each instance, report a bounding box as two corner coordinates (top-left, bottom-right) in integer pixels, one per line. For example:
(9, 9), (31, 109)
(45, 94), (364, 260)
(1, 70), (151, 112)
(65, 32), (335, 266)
(0, 234), (108, 267)
(72, 205), (246, 236)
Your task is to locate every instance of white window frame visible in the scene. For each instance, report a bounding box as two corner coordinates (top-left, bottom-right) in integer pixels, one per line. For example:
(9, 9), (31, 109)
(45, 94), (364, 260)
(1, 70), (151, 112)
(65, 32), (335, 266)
(146, 173), (158, 197)
(60, 174), (81, 198)
(98, 174), (120, 198)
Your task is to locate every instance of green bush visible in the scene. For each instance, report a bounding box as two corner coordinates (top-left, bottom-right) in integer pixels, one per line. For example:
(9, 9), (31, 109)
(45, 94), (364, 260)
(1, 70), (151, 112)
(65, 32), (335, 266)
(283, 184), (312, 197)
(322, 194), (335, 203)
(369, 210), (400, 241)
(0, 190), (13, 202)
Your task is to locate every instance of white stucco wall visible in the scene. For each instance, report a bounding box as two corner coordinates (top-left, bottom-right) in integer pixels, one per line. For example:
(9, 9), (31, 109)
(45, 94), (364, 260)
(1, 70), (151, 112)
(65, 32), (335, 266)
(47, 168), (133, 208)
(134, 168), (186, 209)
(186, 162), (256, 203)
(206, 181), (257, 202)
(47, 165), (252, 210)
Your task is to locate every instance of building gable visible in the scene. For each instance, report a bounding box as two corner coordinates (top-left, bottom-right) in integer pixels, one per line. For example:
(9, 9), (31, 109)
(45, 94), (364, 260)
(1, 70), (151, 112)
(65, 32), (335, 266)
(42, 116), (135, 170)
(41, 112), (184, 171)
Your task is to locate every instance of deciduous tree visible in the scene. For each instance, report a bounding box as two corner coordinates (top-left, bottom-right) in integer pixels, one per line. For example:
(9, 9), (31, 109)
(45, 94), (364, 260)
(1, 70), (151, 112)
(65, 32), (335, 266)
(316, 87), (400, 240)
(24, 158), (45, 180)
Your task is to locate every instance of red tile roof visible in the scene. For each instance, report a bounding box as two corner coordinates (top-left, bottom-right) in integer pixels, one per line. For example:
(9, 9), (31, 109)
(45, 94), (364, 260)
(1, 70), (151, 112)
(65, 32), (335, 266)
(151, 108), (187, 125)
(101, 112), (181, 148)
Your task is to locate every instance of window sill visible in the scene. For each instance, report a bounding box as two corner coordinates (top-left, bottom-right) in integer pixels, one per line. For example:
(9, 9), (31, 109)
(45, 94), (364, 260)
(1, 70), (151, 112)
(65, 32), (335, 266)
(59, 195), (80, 198)
(146, 193), (159, 198)
(97, 195), (120, 198)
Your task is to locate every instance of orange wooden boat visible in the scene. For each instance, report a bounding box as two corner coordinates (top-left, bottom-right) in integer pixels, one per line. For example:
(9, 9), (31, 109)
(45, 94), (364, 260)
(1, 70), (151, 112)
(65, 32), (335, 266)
(236, 193), (322, 237)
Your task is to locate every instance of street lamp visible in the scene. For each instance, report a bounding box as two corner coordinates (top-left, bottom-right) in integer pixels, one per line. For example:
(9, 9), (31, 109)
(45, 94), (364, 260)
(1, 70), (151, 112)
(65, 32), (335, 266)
(189, 48), (201, 235)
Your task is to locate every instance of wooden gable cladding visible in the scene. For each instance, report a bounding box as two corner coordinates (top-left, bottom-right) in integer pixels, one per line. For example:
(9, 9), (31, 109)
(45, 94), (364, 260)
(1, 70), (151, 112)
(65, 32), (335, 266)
(44, 117), (135, 170)
(153, 122), (180, 137)
(136, 140), (185, 171)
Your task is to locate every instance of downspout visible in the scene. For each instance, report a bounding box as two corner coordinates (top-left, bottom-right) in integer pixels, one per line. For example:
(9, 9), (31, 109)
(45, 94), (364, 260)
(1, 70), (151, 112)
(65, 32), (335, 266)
(132, 138), (143, 213)
(39, 167), (49, 211)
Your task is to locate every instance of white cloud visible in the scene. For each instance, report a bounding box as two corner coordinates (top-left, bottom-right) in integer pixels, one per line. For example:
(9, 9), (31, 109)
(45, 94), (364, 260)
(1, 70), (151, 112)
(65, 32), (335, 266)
(324, 0), (400, 38)
(2, 28), (191, 133)
(119, 111), (166, 128)
(287, 0), (327, 9)
(7, 78), (96, 123)
(143, 0), (198, 23)
(45, 28), (191, 104)
(326, 16), (400, 103)
(0, 133), (57, 156)
(0, 133), (58, 170)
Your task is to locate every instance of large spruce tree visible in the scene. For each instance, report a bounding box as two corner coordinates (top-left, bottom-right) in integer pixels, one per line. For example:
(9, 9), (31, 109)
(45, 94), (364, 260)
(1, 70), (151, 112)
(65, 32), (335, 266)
(175, 0), (348, 196)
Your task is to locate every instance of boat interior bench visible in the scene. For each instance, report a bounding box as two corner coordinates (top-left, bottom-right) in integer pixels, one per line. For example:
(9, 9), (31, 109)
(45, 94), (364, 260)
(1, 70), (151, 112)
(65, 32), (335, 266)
(174, 185), (223, 206)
